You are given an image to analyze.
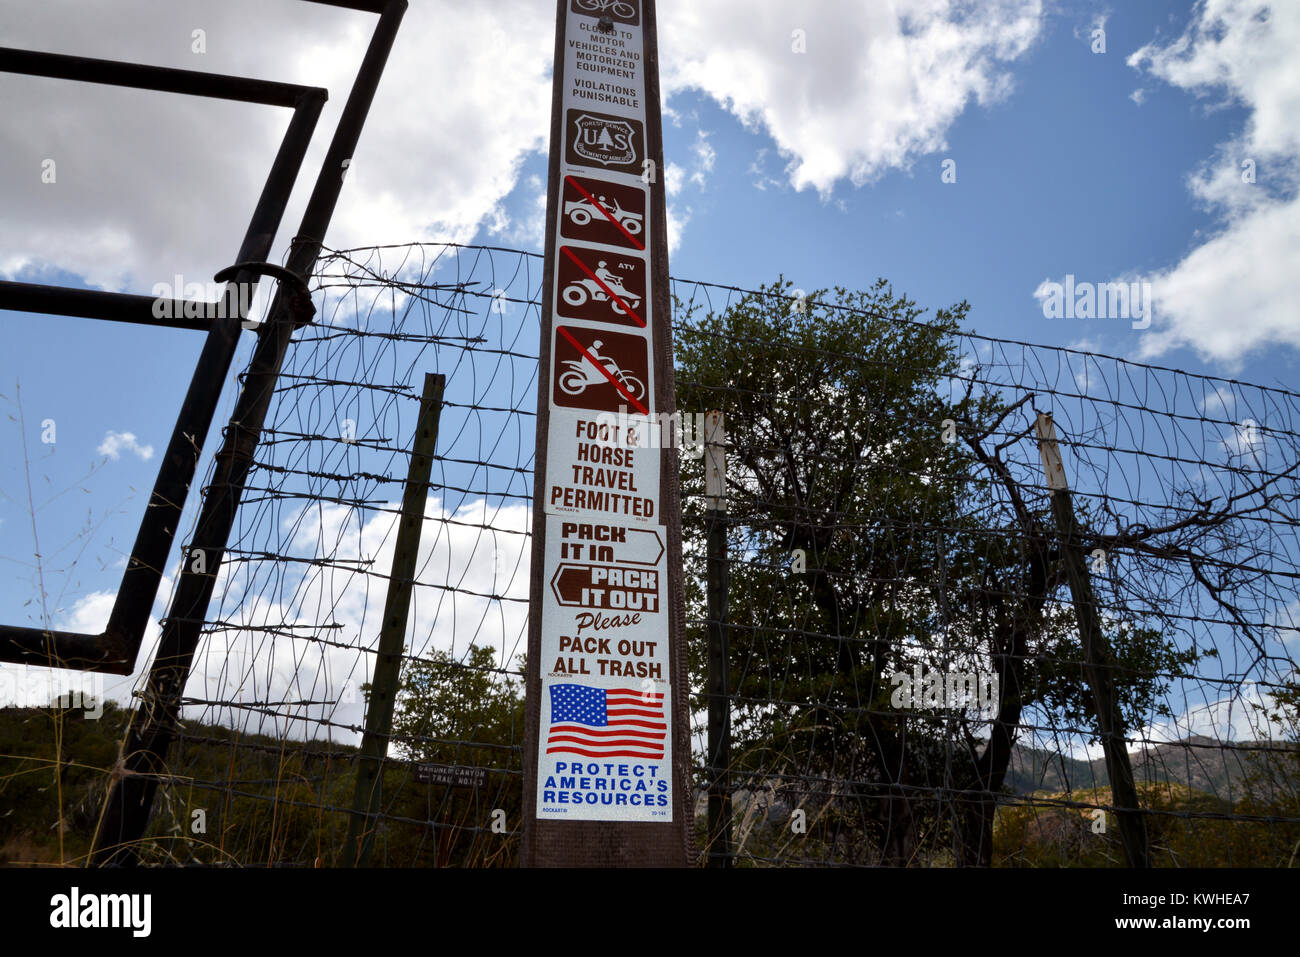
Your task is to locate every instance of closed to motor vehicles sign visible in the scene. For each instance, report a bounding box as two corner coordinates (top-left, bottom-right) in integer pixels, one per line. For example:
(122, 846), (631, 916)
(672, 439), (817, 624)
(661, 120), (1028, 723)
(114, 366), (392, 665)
(523, 0), (690, 865)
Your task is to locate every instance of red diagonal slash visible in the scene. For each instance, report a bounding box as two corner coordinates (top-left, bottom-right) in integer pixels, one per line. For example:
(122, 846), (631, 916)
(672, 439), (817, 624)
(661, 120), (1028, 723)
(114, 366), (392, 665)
(561, 246), (645, 328)
(564, 175), (646, 251)
(557, 325), (649, 415)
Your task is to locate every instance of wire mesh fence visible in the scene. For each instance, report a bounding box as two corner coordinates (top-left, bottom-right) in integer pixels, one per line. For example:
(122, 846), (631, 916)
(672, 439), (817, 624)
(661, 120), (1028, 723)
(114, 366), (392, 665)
(673, 275), (1300, 867)
(4, 241), (1299, 867)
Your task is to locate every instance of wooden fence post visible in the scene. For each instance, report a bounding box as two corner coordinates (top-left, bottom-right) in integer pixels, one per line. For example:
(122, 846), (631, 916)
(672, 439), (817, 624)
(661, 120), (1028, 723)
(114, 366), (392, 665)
(1035, 411), (1150, 867)
(704, 410), (732, 866)
(345, 372), (445, 866)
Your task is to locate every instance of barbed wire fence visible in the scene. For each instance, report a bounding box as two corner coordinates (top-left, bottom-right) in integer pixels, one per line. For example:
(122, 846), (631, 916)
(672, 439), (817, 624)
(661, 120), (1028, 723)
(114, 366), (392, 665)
(9, 241), (1298, 867)
(146, 243), (545, 866)
(673, 274), (1300, 867)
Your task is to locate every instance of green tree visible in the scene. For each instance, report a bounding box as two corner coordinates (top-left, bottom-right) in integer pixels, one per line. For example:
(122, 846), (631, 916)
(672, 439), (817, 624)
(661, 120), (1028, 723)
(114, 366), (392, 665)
(674, 279), (1200, 865)
(386, 645), (525, 866)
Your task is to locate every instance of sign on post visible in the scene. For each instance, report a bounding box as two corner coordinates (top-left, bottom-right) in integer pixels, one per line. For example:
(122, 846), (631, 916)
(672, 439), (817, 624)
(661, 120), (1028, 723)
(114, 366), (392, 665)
(413, 763), (488, 790)
(522, 0), (691, 865)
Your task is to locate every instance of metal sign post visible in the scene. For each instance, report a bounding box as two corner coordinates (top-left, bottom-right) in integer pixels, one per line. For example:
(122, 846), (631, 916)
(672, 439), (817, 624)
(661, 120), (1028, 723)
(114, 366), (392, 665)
(522, 0), (692, 866)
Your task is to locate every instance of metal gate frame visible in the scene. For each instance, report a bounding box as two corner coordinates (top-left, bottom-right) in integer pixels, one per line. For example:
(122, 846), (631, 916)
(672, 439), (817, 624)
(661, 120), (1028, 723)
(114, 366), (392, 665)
(0, 46), (327, 673)
(0, 0), (403, 681)
(84, 0), (409, 865)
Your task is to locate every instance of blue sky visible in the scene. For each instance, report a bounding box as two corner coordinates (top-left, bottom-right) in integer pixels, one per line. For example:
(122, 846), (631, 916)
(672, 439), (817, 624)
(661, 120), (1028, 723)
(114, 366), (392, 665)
(2, 0), (1298, 746)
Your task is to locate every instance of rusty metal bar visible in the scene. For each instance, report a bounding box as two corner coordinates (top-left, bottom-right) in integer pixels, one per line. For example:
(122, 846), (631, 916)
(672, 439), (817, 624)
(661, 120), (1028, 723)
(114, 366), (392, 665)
(90, 0), (409, 866)
(0, 55), (328, 674)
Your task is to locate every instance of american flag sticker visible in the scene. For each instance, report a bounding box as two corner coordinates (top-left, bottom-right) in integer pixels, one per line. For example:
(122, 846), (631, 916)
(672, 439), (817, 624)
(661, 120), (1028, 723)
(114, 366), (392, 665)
(546, 683), (666, 759)
(537, 681), (672, 821)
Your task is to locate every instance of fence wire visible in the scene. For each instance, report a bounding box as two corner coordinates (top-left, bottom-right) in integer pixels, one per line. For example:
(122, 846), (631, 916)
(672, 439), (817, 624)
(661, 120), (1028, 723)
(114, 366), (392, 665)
(5, 242), (1298, 867)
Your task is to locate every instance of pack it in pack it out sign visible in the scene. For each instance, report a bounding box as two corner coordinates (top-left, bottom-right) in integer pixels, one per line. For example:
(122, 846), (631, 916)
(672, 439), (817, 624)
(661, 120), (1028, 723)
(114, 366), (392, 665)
(540, 514), (668, 680)
(566, 111), (644, 171)
(548, 522), (665, 620)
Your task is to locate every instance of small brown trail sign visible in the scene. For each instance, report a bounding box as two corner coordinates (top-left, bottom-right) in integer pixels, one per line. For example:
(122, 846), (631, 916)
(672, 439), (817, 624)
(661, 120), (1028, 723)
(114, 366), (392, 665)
(524, 0), (691, 862)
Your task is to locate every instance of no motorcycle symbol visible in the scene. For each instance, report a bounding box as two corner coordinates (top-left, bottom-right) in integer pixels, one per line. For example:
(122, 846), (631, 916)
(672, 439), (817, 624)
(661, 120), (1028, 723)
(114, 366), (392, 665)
(552, 325), (650, 415)
(557, 244), (646, 328)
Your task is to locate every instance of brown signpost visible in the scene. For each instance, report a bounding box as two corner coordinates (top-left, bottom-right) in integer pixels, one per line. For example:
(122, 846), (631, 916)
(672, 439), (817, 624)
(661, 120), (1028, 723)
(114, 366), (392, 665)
(522, 0), (692, 866)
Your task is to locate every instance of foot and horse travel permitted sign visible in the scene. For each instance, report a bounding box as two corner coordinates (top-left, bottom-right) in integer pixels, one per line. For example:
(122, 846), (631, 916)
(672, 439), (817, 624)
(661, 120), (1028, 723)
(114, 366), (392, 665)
(523, 0), (690, 862)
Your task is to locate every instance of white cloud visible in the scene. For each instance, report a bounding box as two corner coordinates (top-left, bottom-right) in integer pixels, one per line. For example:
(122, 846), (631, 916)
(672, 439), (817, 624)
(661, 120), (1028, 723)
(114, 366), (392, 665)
(1271, 599), (1300, 647)
(1051, 678), (1295, 765)
(0, 0), (554, 295)
(1199, 384), (1237, 418)
(179, 495), (532, 745)
(1065, 340), (1107, 396)
(660, 0), (1044, 195)
(0, 493), (530, 743)
(690, 131), (716, 188)
(1129, 87), (1146, 105)
(97, 430), (154, 461)
(667, 204), (691, 256)
(1218, 415), (1265, 463)
(747, 147), (784, 192)
(664, 161), (686, 198)
(1128, 1), (1300, 364)
(2, 0), (1050, 288)
(1073, 10), (1110, 47)
(0, 582), (165, 713)
(490, 174), (548, 251)
(1143, 680), (1292, 748)
(663, 132), (714, 243)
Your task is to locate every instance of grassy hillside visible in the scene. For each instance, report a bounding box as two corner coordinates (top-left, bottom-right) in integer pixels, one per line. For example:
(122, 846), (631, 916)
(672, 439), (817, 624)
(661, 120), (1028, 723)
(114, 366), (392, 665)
(0, 701), (519, 867)
(4, 702), (1296, 866)
(994, 778), (1300, 867)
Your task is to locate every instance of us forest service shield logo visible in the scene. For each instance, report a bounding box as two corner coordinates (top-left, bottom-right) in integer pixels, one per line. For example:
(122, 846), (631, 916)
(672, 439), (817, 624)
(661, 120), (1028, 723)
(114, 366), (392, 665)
(567, 111), (642, 170)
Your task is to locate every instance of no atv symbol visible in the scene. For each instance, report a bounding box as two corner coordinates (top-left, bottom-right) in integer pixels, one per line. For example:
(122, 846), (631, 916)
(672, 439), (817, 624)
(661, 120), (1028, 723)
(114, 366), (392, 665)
(557, 245), (646, 328)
